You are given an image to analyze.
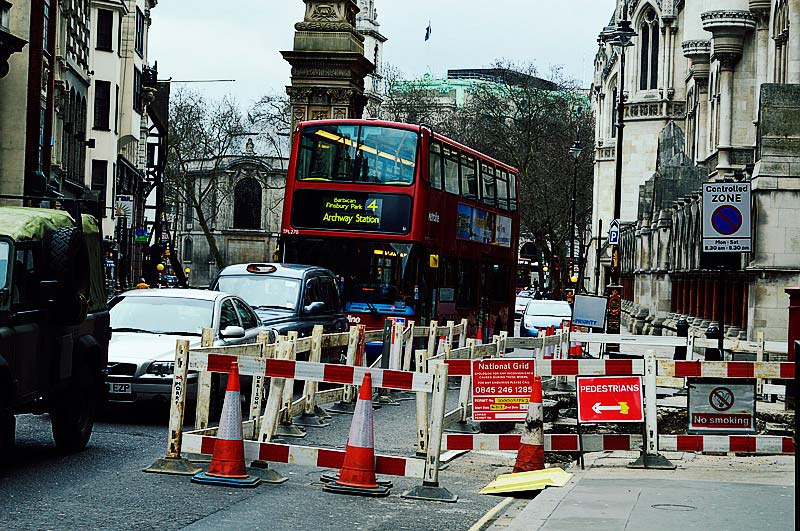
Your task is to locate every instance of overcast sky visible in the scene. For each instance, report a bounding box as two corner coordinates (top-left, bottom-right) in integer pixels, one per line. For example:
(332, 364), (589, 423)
(149, 0), (616, 106)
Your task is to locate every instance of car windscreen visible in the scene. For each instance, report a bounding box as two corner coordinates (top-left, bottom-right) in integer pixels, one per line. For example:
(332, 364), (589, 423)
(296, 124), (418, 185)
(524, 301), (572, 317)
(215, 275), (301, 310)
(515, 296), (530, 306)
(110, 296), (213, 335)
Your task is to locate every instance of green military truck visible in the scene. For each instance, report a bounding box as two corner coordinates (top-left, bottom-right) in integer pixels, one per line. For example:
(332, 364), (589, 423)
(0, 207), (110, 454)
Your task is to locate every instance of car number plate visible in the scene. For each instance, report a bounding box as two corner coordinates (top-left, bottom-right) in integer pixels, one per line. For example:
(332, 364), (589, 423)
(108, 382), (131, 394)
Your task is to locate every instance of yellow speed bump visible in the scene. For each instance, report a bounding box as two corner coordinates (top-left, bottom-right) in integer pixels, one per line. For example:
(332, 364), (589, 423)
(480, 467), (572, 495)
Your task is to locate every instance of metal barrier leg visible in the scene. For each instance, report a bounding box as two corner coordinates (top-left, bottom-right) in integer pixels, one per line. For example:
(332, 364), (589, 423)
(144, 340), (202, 475)
(251, 338), (290, 484)
(402, 362), (457, 502)
(294, 326), (331, 427)
(628, 350), (676, 470)
(277, 332), (307, 438)
(415, 349), (429, 457)
(329, 326), (362, 414)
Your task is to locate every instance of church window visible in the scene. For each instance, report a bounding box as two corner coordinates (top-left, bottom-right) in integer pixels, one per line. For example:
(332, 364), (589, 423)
(233, 177), (262, 230)
(183, 237), (193, 263)
(639, 7), (659, 90)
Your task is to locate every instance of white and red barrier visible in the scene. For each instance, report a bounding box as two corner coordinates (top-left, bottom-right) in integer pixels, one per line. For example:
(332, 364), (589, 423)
(182, 434), (426, 479)
(659, 435), (795, 454)
(657, 360), (794, 379)
(444, 433), (643, 452)
(442, 433), (795, 455)
(190, 352), (433, 392)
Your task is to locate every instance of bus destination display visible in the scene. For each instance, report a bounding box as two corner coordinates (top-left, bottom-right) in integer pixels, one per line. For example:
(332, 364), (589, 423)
(291, 189), (412, 234)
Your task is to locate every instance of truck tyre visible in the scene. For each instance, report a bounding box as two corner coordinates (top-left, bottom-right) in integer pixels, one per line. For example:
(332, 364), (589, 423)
(45, 227), (90, 296)
(50, 363), (97, 453)
(0, 412), (14, 461)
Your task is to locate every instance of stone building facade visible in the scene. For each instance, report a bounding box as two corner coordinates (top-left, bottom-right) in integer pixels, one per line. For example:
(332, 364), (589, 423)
(85, 0), (162, 289)
(589, 0), (800, 343)
(171, 143), (288, 287)
(356, 0), (386, 117)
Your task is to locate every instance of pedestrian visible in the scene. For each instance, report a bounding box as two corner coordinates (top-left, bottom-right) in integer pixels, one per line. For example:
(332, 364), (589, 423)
(136, 277), (150, 289)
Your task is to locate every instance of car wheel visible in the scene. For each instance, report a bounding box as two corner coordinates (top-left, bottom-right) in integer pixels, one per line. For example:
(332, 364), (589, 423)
(50, 363), (98, 453)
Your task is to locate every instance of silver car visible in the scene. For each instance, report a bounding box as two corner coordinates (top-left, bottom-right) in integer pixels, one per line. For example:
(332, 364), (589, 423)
(106, 289), (265, 405)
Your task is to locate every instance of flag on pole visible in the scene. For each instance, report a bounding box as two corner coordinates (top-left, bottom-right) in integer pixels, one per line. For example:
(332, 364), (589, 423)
(425, 21), (432, 41)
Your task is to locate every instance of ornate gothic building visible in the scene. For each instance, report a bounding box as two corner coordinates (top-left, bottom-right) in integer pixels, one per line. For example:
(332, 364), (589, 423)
(589, 0), (800, 343)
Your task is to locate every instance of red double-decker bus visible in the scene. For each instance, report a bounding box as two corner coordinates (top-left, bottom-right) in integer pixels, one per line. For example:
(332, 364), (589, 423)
(279, 119), (520, 336)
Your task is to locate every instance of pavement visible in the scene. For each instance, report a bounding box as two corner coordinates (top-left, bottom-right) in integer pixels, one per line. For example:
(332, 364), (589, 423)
(478, 451), (795, 531)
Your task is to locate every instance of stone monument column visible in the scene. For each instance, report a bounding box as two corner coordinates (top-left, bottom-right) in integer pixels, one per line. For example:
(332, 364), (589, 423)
(282, 0), (375, 138)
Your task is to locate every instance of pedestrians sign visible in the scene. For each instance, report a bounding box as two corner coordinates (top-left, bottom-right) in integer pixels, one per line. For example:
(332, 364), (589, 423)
(702, 182), (751, 253)
(688, 378), (756, 434)
(576, 376), (644, 423)
(472, 359), (535, 422)
(608, 219), (620, 245)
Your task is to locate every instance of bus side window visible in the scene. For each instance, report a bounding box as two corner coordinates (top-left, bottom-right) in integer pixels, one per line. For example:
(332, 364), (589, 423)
(497, 170), (509, 210)
(509, 173), (518, 211)
(481, 164), (496, 206)
(460, 153), (477, 199)
(429, 142), (443, 190)
(443, 147), (460, 195)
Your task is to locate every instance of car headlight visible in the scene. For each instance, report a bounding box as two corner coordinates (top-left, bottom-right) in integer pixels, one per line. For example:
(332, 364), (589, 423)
(523, 317), (535, 329)
(146, 361), (175, 376)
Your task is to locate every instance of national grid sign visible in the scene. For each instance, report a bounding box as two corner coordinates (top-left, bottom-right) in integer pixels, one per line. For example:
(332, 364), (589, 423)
(702, 182), (751, 253)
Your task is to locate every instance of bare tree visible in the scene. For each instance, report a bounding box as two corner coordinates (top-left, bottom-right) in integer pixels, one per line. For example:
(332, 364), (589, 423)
(443, 62), (595, 296)
(165, 88), (248, 269)
(378, 64), (453, 127)
(249, 92), (292, 158)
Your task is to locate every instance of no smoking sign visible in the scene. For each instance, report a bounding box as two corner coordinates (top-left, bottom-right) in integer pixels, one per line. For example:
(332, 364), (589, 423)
(688, 379), (755, 434)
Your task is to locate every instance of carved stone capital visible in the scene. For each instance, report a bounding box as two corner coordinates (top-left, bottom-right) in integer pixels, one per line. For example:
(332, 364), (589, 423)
(702, 10), (755, 68)
(682, 40), (711, 81)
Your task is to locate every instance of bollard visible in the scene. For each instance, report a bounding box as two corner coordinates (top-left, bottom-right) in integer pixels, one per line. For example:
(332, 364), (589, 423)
(704, 323), (722, 361)
(673, 317), (689, 360)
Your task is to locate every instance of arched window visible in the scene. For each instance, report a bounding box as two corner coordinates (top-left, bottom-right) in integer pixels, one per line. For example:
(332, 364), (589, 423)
(233, 177), (262, 230)
(639, 7), (659, 90)
(183, 237), (193, 263)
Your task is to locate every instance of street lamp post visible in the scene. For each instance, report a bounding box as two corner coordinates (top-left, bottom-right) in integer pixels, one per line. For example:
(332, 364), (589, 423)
(569, 131), (583, 292)
(601, 2), (636, 353)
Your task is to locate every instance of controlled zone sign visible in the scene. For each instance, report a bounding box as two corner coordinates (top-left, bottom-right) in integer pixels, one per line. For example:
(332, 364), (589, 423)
(688, 378), (756, 434)
(702, 182), (751, 253)
(577, 376), (644, 423)
(472, 359), (535, 422)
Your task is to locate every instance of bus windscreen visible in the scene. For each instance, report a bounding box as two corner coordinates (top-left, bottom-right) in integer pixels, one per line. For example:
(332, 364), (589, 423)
(296, 124), (418, 185)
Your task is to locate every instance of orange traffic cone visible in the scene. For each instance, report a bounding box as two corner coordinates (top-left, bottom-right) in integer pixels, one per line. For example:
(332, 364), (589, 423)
(475, 325), (483, 344)
(192, 361), (261, 488)
(323, 372), (390, 497)
(513, 376), (544, 473)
